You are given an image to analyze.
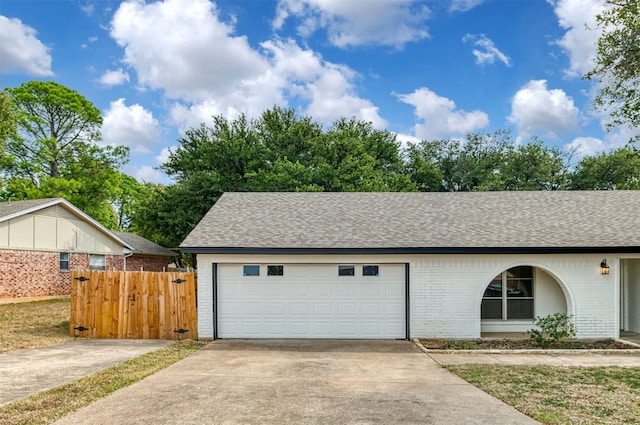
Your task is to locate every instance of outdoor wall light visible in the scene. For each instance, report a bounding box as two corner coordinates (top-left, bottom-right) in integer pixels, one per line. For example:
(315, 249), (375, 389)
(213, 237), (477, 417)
(600, 259), (610, 275)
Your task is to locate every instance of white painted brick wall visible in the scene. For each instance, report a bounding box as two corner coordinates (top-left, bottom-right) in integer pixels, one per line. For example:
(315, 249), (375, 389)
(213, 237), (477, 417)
(195, 253), (626, 340)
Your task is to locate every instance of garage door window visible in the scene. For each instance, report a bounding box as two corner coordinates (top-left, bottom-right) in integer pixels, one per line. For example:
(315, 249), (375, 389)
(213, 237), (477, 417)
(363, 265), (379, 276)
(243, 265), (260, 276)
(267, 265), (284, 276)
(338, 265), (355, 276)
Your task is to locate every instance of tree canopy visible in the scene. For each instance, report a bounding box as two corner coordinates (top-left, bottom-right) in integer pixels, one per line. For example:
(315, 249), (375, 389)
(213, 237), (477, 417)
(2, 81), (129, 228)
(585, 0), (640, 131)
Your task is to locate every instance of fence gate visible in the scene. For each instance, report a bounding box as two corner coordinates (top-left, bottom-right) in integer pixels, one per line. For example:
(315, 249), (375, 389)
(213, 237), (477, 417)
(70, 271), (197, 340)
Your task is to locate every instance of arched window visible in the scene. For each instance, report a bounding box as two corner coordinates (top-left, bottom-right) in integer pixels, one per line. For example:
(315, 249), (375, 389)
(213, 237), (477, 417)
(481, 266), (534, 320)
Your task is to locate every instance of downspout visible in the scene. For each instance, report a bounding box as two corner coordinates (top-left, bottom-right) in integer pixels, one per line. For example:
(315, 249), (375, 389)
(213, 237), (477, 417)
(123, 250), (134, 271)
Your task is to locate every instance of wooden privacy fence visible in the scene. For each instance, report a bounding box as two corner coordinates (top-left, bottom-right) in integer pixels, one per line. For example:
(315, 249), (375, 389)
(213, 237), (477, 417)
(70, 271), (197, 340)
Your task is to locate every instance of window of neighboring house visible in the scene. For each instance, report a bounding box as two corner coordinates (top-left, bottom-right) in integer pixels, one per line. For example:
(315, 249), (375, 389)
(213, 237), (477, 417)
(243, 265), (260, 276)
(267, 265), (284, 276)
(338, 265), (355, 276)
(60, 253), (70, 270)
(481, 266), (534, 320)
(362, 265), (379, 276)
(89, 254), (106, 271)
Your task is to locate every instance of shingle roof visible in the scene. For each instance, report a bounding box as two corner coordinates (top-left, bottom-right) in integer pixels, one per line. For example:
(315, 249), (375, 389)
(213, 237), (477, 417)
(180, 191), (640, 253)
(113, 231), (175, 257)
(0, 198), (61, 220)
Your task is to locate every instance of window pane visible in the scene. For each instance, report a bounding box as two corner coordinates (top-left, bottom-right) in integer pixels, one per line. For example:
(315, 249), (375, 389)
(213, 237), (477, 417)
(338, 265), (355, 276)
(60, 252), (69, 270)
(507, 279), (533, 297)
(243, 265), (260, 276)
(483, 278), (502, 298)
(507, 299), (534, 319)
(481, 299), (502, 319)
(89, 254), (105, 271)
(362, 265), (379, 276)
(506, 266), (533, 279)
(267, 265), (283, 276)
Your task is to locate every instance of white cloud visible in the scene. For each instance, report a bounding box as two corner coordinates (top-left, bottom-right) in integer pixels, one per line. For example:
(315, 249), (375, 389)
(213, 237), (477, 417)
(110, 0), (385, 132)
(157, 146), (175, 164)
(167, 38), (385, 131)
(273, 0), (430, 48)
(110, 0), (268, 101)
(98, 68), (130, 86)
(128, 165), (166, 183)
(508, 80), (580, 140)
(449, 0), (484, 13)
(552, 0), (604, 77)
(564, 136), (605, 160)
(462, 34), (511, 67)
(102, 99), (162, 153)
(0, 16), (53, 76)
(396, 87), (489, 140)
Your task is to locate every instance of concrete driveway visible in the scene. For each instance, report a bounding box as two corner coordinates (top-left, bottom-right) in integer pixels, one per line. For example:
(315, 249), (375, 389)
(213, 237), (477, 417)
(55, 340), (538, 425)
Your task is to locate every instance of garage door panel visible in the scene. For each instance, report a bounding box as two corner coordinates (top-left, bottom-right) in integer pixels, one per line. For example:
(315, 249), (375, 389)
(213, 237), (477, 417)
(338, 303), (357, 315)
(314, 322), (333, 335)
(217, 263), (405, 339)
(290, 302), (310, 315)
(337, 284), (357, 297)
(313, 302), (333, 315)
(266, 283), (287, 296)
(266, 302), (287, 314)
(241, 302), (263, 315)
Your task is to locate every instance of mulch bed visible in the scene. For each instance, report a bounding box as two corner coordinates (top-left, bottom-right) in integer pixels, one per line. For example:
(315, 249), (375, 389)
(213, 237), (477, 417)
(420, 338), (638, 350)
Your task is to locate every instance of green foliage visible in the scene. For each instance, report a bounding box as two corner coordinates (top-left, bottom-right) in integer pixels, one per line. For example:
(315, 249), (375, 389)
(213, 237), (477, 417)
(0, 88), (17, 152)
(569, 144), (640, 189)
(527, 313), (576, 348)
(585, 0), (640, 131)
(405, 130), (569, 191)
(2, 81), (129, 228)
(141, 106), (416, 252)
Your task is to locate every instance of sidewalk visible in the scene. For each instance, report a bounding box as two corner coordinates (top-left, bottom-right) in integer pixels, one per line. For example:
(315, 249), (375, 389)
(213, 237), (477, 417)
(413, 339), (640, 366)
(0, 339), (172, 407)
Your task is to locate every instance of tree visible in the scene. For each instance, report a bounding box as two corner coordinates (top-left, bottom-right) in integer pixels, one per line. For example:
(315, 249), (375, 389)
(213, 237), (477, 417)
(141, 107), (415, 251)
(585, 0), (640, 131)
(488, 139), (569, 191)
(0, 88), (17, 152)
(569, 144), (640, 190)
(405, 131), (570, 191)
(3, 81), (129, 227)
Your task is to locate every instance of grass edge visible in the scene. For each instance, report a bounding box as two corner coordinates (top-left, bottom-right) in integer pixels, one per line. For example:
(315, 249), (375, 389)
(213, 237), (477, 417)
(0, 340), (205, 425)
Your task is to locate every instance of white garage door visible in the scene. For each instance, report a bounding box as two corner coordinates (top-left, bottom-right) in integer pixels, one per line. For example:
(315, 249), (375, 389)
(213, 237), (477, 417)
(216, 263), (406, 339)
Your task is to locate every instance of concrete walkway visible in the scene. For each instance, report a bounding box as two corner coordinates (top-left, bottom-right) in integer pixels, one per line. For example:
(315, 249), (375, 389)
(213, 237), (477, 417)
(427, 351), (640, 366)
(0, 339), (172, 407)
(55, 340), (540, 425)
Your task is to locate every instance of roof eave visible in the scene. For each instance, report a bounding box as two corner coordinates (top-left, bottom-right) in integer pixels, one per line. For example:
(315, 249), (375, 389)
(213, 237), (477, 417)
(179, 246), (640, 255)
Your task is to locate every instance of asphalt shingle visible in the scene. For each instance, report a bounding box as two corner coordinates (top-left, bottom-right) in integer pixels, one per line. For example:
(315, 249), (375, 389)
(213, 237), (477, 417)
(180, 191), (640, 251)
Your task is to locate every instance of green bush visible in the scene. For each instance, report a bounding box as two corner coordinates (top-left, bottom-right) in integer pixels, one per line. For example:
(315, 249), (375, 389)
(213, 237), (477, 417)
(527, 313), (576, 348)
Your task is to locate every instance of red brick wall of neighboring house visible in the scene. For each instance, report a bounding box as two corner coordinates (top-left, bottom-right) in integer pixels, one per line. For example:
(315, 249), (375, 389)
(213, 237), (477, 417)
(0, 250), (127, 298)
(125, 255), (169, 272)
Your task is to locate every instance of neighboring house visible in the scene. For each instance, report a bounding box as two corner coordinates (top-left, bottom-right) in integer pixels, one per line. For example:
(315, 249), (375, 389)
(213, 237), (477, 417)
(113, 231), (175, 272)
(0, 198), (174, 298)
(181, 191), (640, 340)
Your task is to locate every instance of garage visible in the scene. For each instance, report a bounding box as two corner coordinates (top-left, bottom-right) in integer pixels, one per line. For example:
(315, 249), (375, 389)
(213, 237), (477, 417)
(215, 263), (407, 339)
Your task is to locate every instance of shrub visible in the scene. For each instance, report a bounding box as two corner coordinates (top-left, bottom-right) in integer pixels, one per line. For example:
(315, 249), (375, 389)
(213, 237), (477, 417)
(527, 313), (576, 348)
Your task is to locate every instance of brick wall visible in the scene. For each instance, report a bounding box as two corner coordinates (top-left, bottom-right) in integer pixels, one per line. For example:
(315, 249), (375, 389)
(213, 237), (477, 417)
(125, 255), (169, 272)
(0, 250), (165, 298)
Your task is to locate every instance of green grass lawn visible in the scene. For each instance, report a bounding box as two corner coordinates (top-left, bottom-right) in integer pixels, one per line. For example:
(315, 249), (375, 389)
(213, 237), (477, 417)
(448, 364), (640, 424)
(0, 298), (73, 353)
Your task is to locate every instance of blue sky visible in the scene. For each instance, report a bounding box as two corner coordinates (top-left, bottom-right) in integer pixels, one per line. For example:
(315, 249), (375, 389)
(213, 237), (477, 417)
(1, 0), (636, 183)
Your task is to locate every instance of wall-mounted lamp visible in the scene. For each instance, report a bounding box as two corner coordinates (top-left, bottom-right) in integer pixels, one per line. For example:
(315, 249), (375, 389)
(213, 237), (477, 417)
(600, 259), (610, 275)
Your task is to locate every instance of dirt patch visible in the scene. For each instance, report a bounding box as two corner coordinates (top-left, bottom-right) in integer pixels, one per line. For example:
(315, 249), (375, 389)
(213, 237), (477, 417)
(420, 338), (638, 350)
